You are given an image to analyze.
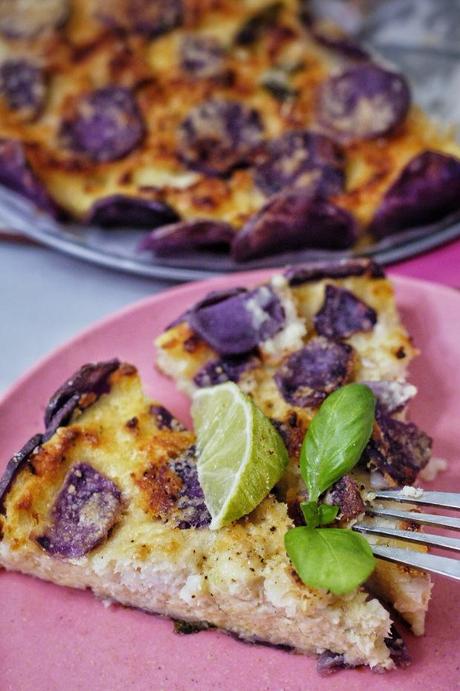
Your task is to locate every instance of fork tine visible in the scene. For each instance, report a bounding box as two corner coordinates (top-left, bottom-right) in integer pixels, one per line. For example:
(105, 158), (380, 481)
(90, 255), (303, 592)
(353, 523), (460, 552)
(373, 490), (460, 511)
(367, 507), (460, 531)
(370, 545), (460, 580)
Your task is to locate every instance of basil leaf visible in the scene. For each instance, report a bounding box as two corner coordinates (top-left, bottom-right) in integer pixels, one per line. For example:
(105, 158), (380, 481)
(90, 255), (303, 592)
(300, 383), (375, 502)
(300, 501), (338, 527)
(285, 527), (375, 595)
(318, 503), (339, 525)
(300, 501), (319, 528)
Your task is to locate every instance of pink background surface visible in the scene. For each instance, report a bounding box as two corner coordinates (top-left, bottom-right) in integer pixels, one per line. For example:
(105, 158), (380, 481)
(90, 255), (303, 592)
(1, 271), (460, 691)
(390, 238), (460, 287)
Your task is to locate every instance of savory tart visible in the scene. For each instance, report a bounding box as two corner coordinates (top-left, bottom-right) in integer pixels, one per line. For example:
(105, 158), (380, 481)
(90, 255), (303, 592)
(0, 358), (408, 673)
(155, 258), (433, 635)
(1, 0), (460, 260)
(1, 259), (437, 672)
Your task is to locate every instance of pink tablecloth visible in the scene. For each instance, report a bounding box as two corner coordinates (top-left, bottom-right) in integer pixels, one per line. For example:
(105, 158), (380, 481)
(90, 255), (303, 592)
(390, 238), (460, 287)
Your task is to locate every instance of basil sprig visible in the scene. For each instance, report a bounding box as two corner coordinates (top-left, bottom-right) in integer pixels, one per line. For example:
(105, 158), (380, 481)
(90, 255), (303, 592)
(285, 383), (376, 595)
(301, 383), (376, 507)
(285, 527), (375, 596)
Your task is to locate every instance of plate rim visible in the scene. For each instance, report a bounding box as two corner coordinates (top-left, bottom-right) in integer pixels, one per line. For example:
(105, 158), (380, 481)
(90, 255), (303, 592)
(2, 185), (460, 282)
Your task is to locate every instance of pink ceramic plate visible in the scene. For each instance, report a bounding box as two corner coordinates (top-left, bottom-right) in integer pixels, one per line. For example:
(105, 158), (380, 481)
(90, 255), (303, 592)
(1, 271), (459, 691)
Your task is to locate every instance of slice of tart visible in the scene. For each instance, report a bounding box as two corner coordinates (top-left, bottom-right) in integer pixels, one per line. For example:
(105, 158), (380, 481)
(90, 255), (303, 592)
(1, 358), (408, 672)
(155, 259), (433, 635)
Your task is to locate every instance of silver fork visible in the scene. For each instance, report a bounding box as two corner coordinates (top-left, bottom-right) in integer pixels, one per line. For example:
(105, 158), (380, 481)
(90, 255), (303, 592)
(352, 490), (460, 580)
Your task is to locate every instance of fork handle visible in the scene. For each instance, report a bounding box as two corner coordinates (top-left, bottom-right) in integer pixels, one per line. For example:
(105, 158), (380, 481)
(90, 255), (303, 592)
(371, 545), (460, 580)
(373, 490), (460, 510)
(354, 523), (460, 552)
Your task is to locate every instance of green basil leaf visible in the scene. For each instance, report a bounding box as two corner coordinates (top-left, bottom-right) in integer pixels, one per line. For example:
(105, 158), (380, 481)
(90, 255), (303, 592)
(318, 503), (339, 525)
(300, 501), (319, 528)
(300, 383), (375, 502)
(300, 502), (338, 527)
(285, 527), (376, 595)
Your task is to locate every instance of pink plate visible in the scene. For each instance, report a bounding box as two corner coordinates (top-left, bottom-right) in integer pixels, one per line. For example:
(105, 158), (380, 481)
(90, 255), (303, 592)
(1, 271), (459, 691)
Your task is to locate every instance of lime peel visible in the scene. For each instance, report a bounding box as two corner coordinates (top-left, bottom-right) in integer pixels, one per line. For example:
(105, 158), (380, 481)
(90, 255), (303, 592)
(192, 382), (288, 530)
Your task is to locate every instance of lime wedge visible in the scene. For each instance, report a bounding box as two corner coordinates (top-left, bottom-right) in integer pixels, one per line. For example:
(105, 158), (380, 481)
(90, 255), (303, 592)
(191, 382), (289, 530)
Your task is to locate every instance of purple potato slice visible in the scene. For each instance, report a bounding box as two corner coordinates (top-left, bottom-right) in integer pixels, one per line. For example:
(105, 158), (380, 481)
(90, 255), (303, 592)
(232, 191), (357, 262)
(44, 359), (120, 429)
(169, 446), (211, 529)
(311, 31), (370, 61)
(179, 98), (264, 176)
(314, 284), (377, 339)
(193, 353), (259, 388)
(36, 463), (123, 558)
(180, 36), (226, 79)
(0, 434), (43, 512)
(0, 138), (59, 216)
(0, 60), (46, 120)
(317, 650), (354, 676)
(160, 288), (246, 341)
(285, 258), (384, 286)
(138, 219), (234, 256)
(0, 0), (69, 38)
(149, 405), (186, 432)
(85, 194), (179, 229)
(324, 475), (365, 521)
(298, 0), (368, 60)
(274, 336), (354, 408)
(369, 150), (460, 238)
(307, 19), (370, 61)
(96, 0), (182, 38)
(253, 130), (344, 197)
(360, 407), (432, 486)
(60, 87), (144, 163)
(189, 285), (285, 356)
(316, 63), (410, 143)
(384, 625), (411, 669)
(44, 394), (81, 441)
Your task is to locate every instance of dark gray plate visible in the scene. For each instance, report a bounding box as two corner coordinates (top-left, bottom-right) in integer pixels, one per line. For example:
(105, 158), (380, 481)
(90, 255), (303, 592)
(1, 0), (459, 282)
(1, 185), (460, 282)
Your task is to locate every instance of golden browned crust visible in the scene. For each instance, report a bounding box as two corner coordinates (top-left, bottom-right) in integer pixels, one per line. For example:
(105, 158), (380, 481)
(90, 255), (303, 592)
(0, 364), (195, 550)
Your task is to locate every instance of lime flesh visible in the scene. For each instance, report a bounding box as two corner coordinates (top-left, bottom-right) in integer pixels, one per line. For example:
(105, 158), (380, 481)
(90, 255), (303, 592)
(191, 382), (288, 530)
